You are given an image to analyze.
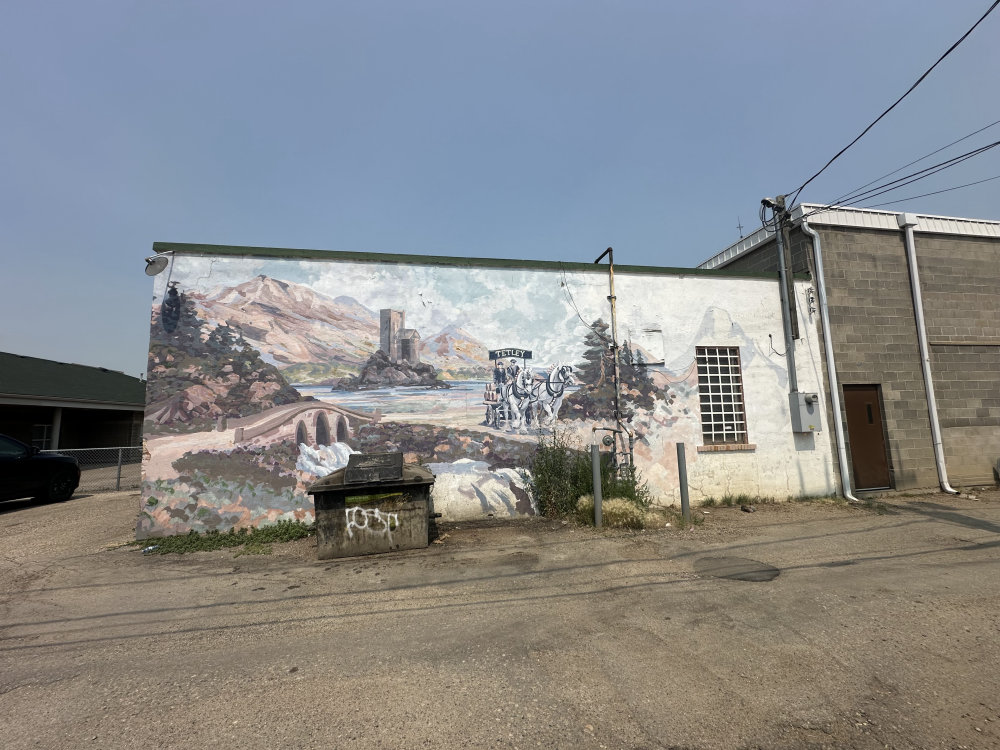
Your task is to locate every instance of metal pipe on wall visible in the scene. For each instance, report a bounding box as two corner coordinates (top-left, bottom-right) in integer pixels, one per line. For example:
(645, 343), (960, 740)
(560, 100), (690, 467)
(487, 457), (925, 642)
(800, 219), (860, 503)
(897, 213), (958, 494)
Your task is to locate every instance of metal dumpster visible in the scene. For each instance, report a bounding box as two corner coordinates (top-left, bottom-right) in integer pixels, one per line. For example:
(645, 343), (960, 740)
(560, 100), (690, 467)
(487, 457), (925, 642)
(307, 452), (435, 560)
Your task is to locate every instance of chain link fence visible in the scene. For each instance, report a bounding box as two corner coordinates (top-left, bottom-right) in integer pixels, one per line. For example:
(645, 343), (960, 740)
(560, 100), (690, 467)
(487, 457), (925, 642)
(41, 446), (142, 493)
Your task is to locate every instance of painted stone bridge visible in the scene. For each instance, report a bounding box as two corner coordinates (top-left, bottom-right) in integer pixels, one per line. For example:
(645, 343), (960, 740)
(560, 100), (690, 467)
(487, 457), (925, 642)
(227, 400), (381, 449)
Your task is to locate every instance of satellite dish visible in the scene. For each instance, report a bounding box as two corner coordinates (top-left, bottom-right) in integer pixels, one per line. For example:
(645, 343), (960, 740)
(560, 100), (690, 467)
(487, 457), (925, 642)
(145, 255), (169, 276)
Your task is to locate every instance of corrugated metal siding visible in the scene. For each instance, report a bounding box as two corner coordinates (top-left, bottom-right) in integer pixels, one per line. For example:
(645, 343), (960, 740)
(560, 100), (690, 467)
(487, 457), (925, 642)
(699, 226), (774, 269)
(700, 204), (1000, 268)
(797, 205), (899, 230)
(914, 214), (1000, 238)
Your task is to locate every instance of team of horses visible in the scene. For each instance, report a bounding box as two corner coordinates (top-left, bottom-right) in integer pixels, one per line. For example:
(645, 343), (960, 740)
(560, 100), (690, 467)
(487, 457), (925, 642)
(484, 363), (576, 431)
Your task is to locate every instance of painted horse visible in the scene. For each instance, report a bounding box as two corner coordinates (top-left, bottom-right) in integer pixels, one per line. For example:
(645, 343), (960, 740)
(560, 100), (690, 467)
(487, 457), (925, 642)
(530, 363), (576, 426)
(503, 368), (537, 431)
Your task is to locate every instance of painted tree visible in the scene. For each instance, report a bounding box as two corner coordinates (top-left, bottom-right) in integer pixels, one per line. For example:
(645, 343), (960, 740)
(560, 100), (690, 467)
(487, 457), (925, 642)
(564, 318), (663, 420)
(154, 285), (206, 354)
(619, 342), (657, 413)
(146, 285), (301, 429)
(574, 319), (612, 390)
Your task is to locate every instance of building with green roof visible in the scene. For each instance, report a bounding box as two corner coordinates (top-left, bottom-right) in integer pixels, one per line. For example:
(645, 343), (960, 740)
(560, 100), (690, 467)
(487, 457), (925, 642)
(0, 352), (145, 450)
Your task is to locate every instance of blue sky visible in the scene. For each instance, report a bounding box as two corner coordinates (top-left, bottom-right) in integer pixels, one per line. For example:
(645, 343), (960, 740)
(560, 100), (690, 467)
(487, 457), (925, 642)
(2, 1), (997, 377)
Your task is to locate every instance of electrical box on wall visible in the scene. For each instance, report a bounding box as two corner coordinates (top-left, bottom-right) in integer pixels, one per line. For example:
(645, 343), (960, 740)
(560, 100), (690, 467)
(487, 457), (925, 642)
(790, 392), (822, 433)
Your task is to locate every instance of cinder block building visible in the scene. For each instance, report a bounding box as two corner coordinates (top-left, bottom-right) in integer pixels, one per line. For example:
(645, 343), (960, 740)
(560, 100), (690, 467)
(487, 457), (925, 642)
(700, 204), (1000, 491)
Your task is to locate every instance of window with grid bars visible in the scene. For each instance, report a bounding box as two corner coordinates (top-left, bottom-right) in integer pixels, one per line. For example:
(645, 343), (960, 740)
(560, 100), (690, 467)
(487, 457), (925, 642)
(696, 346), (748, 445)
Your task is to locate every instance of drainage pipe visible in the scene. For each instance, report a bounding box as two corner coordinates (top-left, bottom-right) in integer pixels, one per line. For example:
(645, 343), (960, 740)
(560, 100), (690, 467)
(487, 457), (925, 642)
(800, 219), (860, 503)
(897, 213), (958, 494)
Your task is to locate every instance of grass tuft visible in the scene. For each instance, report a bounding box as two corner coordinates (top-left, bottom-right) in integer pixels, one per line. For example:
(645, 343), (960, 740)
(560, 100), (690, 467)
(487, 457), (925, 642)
(575, 495), (646, 529)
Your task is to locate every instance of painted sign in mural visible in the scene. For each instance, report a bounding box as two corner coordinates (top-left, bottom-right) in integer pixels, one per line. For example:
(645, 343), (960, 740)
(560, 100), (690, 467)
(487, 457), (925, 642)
(139, 251), (835, 538)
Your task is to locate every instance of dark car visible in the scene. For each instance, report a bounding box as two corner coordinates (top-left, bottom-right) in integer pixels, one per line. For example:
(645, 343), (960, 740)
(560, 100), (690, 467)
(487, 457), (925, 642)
(0, 434), (81, 502)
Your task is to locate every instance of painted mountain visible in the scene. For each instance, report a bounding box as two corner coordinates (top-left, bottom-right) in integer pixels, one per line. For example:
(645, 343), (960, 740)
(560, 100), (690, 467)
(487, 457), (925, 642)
(191, 276), (491, 383)
(420, 324), (491, 379)
(193, 276), (380, 381)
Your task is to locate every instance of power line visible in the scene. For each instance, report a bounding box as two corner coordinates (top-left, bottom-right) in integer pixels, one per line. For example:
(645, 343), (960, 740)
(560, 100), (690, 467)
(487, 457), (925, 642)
(800, 138), (1000, 220)
(834, 139), (1000, 205)
(863, 173), (1000, 208)
(559, 266), (611, 343)
(827, 117), (1000, 207)
(787, 0), (1000, 206)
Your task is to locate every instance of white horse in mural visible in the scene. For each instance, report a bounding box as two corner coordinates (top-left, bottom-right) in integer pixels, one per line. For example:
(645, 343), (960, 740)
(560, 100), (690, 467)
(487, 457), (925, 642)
(503, 368), (536, 432)
(531, 363), (576, 426)
(503, 363), (576, 431)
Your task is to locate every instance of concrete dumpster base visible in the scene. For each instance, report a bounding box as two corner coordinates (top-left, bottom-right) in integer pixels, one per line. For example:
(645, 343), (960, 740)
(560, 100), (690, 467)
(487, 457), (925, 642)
(314, 491), (429, 559)
(308, 457), (435, 560)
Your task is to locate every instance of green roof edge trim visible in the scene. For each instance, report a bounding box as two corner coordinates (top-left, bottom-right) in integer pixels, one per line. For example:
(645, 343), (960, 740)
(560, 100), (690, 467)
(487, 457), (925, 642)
(151, 242), (797, 281)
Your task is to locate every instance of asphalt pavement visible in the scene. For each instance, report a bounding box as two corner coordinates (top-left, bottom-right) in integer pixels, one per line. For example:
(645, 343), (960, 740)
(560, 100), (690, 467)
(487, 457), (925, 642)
(1, 488), (999, 749)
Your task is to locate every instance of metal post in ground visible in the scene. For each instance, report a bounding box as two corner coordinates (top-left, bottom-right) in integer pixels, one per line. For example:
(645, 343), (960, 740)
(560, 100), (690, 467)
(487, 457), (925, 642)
(116, 448), (123, 491)
(677, 443), (690, 524)
(591, 443), (603, 529)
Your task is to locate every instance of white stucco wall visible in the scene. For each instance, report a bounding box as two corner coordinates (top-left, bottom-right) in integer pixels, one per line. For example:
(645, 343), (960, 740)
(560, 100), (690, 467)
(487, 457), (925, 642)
(549, 271), (835, 505)
(141, 250), (837, 537)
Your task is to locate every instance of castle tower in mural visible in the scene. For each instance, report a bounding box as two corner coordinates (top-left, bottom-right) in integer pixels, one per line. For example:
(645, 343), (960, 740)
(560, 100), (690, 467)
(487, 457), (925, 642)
(380, 309), (421, 365)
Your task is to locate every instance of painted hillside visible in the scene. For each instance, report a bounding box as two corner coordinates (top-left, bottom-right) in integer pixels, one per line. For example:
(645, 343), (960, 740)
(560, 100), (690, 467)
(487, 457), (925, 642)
(191, 275), (491, 383)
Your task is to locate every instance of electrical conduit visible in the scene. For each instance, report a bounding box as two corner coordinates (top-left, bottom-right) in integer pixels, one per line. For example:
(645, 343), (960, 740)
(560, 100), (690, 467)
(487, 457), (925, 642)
(800, 219), (860, 503)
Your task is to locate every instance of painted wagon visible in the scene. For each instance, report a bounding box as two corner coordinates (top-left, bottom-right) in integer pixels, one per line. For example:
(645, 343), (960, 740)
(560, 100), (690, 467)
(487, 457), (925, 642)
(483, 348), (533, 429)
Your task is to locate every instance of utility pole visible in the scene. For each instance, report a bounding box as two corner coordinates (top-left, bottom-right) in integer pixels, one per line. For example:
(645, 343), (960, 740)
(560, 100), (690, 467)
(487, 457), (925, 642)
(762, 195), (799, 393)
(764, 196), (800, 341)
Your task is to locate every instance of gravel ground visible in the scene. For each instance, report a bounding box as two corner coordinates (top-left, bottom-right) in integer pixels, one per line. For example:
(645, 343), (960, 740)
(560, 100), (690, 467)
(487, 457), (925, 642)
(1, 487), (999, 749)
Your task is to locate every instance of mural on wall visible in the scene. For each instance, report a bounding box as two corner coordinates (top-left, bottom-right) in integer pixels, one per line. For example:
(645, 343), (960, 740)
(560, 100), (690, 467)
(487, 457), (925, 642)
(140, 254), (830, 538)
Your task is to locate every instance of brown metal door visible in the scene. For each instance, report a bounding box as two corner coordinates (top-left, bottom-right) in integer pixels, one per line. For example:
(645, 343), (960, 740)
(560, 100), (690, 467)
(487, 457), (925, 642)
(843, 385), (892, 489)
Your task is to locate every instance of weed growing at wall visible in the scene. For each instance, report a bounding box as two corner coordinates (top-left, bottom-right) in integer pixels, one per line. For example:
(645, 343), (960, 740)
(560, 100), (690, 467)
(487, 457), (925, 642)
(133, 520), (314, 555)
(575, 495), (646, 529)
(605, 465), (653, 510)
(525, 430), (652, 517)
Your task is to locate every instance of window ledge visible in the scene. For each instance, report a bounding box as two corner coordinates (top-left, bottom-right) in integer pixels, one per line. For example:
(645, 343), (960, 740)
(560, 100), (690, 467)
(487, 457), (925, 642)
(697, 443), (756, 453)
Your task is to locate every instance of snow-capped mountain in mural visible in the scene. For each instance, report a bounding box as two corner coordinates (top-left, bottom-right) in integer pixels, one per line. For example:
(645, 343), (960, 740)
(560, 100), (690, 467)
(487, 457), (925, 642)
(191, 275), (490, 382)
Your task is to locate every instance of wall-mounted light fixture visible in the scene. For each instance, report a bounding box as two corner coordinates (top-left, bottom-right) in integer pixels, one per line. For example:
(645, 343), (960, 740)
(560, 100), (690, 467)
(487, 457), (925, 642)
(144, 251), (173, 276)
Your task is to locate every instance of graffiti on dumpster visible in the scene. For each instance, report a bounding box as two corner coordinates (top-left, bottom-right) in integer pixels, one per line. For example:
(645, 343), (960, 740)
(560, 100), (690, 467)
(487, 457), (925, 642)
(345, 506), (399, 542)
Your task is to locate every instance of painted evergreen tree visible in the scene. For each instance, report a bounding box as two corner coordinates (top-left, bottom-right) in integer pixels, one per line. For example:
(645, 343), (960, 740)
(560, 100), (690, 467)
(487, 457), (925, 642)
(619, 342), (657, 413)
(574, 319), (612, 390)
(564, 318), (664, 420)
(157, 286), (207, 354)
